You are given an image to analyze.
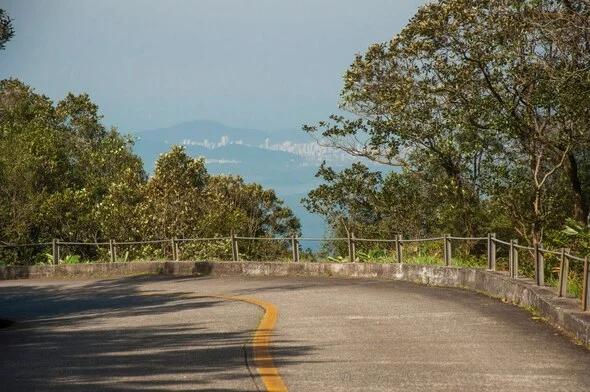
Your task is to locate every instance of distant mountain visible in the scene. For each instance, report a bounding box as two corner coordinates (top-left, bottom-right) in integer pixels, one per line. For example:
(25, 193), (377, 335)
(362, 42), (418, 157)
(134, 120), (356, 172)
(130, 120), (387, 248)
(137, 120), (308, 145)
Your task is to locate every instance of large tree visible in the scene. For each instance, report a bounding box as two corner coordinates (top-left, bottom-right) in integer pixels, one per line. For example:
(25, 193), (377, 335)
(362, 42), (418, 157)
(304, 0), (590, 245)
(137, 146), (300, 260)
(0, 80), (145, 248)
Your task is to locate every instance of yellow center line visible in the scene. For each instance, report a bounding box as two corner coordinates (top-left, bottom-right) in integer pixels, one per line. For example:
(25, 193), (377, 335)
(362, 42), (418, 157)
(140, 291), (288, 392)
(217, 295), (288, 392)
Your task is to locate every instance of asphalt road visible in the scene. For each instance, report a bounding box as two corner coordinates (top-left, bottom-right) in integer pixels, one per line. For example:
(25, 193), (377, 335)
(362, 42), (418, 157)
(1, 275), (590, 391)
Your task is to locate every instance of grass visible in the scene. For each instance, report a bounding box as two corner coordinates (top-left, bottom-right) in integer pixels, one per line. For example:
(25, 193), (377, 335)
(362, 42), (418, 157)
(404, 255), (440, 265)
(59, 254), (93, 264)
(310, 253), (488, 268)
(545, 272), (584, 299)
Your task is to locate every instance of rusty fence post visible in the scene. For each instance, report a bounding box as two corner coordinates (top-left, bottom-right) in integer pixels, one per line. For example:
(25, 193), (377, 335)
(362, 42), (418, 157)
(487, 233), (492, 270)
(52, 238), (58, 265)
(558, 248), (569, 297)
(513, 239), (519, 278)
(443, 234), (448, 266)
(537, 243), (545, 286)
(346, 231), (352, 262)
(109, 239), (115, 263)
(583, 256), (589, 311)
(56, 239), (61, 264)
(490, 233), (497, 270)
(396, 234), (403, 264)
(175, 239), (180, 261)
(350, 232), (357, 262)
(443, 234), (452, 266)
(291, 234), (299, 262)
(170, 238), (176, 261)
(231, 231), (239, 262)
(447, 235), (452, 266)
(509, 240), (515, 278)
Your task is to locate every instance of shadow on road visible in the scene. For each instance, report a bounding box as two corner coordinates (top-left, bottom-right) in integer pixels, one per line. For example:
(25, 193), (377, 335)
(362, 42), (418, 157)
(0, 276), (315, 391)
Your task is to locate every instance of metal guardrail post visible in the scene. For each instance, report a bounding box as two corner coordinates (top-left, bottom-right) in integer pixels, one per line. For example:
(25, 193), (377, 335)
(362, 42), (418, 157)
(513, 239), (519, 278)
(231, 231), (239, 261)
(447, 234), (452, 266)
(109, 239), (115, 263)
(444, 234), (452, 266)
(52, 238), (58, 265)
(56, 239), (61, 264)
(291, 234), (299, 262)
(490, 233), (497, 270)
(487, 233), (492, 270)
(347, 231), (352, 262)
(396, 234), (403, 264)
(537, 243), (545, 286)
(558, 248), (569, 297)
(509, 240), (515, 278)
(443, 234), (448, 266)
(583, 256), (589, 312)
(350, 232), (356, 262)
(170, 238), (176, 261)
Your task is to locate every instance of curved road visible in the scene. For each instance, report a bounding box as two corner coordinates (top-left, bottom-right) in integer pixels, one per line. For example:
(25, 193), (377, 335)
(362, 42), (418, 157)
(1, 275), (590, 391)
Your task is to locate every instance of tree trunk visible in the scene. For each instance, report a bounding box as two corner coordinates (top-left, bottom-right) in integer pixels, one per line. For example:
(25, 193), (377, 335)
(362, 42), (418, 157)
(531, 188), (543, 247)
(442, 158), (479, 237)
(567, 152), (589, 224)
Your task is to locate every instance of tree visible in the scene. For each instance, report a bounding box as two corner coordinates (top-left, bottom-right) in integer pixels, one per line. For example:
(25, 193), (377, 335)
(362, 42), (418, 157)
(0, 79), (145, 254)
(134, 146), (300, 260)
(0, 80), (70, 243)
(304, 0), (590, 245)
(204, 174), (300, 260)
(0, 81), (301, 264)
(138, 146), (209, 241)
(0, 9), (13, 51)
(302, 162), (381, 235)
(204, 175), (300, 238)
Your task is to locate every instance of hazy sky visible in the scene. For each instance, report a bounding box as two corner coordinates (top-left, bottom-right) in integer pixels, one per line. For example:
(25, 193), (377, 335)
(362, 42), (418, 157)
(0, 0), (425, 132)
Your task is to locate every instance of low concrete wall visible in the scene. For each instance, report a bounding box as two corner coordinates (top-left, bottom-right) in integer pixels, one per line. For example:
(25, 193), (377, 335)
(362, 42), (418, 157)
(0, 261), (170, 280)
(2, 260), (590, 348)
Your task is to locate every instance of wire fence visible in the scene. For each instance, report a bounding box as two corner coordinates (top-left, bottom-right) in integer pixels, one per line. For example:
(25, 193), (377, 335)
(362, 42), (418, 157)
(1, 231), (589, 311)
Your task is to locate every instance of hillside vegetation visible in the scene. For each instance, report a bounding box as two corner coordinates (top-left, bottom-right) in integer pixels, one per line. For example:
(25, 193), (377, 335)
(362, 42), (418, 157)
(0, 80), (299, 263)
(304, 0), (590, 259)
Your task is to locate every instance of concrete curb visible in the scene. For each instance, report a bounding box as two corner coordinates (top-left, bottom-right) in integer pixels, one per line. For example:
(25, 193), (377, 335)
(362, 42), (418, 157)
(2, 260), (590, 348)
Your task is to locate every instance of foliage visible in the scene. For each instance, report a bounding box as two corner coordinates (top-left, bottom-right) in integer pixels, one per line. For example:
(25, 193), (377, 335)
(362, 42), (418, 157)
(326, 255), (346, 263)
(404, 255), (441, 266)
(179, 240), (232, 261)
(562, 219), (590, 257)
(0, 80), (300, 264)
(304, 0), (590, 250)
(61, 255), (83, 264)
(0, 79), (146, 251)
(357, 248), (388, 263)
(0, 9), (13, 51)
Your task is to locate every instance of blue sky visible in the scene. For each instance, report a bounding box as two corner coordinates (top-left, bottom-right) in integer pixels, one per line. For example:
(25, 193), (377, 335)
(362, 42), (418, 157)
(0, 0), (425, 132)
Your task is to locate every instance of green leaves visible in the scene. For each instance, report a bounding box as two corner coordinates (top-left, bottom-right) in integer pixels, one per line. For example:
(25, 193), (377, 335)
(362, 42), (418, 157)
(561, 218), (590, 256)
(0, 81), (299, 263)
(304, 0), (590, 246)
(0, 9), (13, 51)
(302, 162), (382, 231)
